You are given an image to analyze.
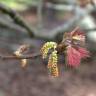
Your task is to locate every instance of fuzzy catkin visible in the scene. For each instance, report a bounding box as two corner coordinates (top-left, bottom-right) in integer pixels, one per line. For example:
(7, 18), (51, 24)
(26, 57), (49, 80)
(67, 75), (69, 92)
(47, 50), (59, 77)
(41, 42), (57, 59)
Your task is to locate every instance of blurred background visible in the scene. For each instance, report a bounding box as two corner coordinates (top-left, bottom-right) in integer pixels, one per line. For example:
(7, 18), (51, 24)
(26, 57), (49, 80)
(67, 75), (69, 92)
(0, 0), (96, 96)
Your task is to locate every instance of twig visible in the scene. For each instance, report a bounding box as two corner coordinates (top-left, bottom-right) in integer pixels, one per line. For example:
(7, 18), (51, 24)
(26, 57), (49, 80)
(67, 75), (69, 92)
(0, 43), (66, 60)
(0, 52), (41, 60)
(0, 4), (35, 37)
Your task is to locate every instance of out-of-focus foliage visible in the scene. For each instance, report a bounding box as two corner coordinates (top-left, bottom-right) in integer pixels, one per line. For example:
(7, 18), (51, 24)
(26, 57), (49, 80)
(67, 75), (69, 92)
(0, 0), (40, 11)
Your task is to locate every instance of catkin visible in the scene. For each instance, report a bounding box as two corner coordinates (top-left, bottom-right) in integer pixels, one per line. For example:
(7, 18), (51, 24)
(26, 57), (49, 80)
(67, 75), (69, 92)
(41, 42), (57, 59)
(47, 50), (59, 77)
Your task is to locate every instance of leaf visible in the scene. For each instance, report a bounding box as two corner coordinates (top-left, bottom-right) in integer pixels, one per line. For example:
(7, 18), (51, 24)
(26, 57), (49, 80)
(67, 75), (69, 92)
(77, 47), (90, 58)
(66, 46), (81, 67)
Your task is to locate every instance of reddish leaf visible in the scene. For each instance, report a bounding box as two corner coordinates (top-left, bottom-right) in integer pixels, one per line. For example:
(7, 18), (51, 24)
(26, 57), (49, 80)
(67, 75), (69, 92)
(78, 47), (90, 58)
(67, 46), (81, 67)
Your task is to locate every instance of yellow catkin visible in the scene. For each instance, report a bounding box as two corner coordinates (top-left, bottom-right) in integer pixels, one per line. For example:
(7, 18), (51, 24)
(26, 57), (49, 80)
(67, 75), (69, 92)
(41, 42), (57, 59)
(47, 50), (59, 77)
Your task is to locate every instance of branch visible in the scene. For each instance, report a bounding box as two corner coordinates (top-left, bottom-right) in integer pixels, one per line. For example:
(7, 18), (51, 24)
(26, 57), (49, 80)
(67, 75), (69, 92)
(0, 43), (66, 60)
(0, 52), (41, 60)
(0, 4), (96, 41)
(0, 4), (35, 37)
(0, 3), (78, 40)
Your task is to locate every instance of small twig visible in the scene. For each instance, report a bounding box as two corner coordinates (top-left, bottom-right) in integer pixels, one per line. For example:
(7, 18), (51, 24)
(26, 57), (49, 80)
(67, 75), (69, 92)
(0, 52), (41, 60)
(0, 4), (35, 37)
(0, 43), (66, 60)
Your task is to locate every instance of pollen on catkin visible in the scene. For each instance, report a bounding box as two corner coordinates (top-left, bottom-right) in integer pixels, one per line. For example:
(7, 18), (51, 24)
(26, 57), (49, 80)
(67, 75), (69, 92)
(47, 50), (59, 77)
(41, 42), (57, 59)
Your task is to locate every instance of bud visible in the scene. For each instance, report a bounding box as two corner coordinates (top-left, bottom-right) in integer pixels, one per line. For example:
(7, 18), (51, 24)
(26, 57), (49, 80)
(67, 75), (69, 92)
(21, 59), (27, 68)
(14, 44), (29, 54)
(14, 44), (29, 68)
(71, 27), (85, 42)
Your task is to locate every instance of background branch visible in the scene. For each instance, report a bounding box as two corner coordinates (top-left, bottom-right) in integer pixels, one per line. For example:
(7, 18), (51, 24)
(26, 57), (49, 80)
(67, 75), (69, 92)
(0, 3), (96, 41)
(0, 4), (35, 38)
